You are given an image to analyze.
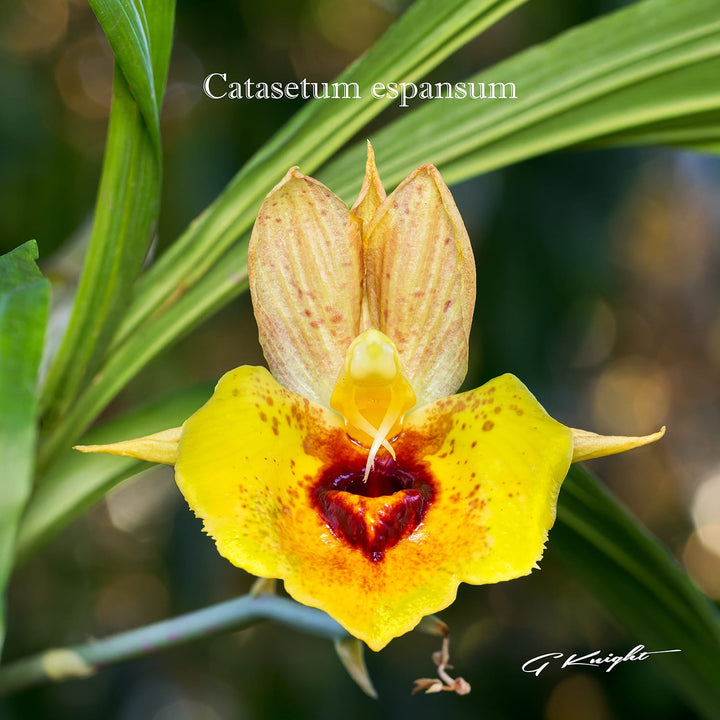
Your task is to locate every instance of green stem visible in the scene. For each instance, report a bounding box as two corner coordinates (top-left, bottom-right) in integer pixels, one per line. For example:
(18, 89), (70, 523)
(0, 594), (347, 697)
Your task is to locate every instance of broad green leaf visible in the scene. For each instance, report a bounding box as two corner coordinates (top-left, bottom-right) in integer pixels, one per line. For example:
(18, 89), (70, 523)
(555, 466), (720, 720)
(319, 0), (720, 193)
(589, 109), (720, 151)
(17, 383), (212, 564)
(39, 0), (175, 445)
(0, 241), (50, 653)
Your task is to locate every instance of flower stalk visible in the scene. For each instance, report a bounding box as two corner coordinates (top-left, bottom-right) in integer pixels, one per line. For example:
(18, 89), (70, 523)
(0, 594), (348, 697)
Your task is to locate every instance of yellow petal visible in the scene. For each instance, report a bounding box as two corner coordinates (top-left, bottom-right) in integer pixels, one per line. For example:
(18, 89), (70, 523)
(175, 365), (345, 580)
(249, 168), (363, 405)
(175, 367), (572, 651)
(74, 427), (182, 465)
(350, 140), (386, 231)
(363, 164), (476, 406)
(403, 374), (573, 586)
(571, 426), (665, 462)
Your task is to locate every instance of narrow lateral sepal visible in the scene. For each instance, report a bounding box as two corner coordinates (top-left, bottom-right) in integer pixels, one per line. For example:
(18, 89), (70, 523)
(334, 637), (378, 699)
(571, 426), (665, 463)
(74, 427), (182, 465)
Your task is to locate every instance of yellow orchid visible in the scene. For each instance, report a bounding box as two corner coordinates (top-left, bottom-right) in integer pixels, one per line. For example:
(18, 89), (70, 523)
(77, 144), (664, 652)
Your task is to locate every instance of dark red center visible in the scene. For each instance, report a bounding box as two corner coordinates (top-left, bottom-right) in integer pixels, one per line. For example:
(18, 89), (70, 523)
(312, 453), (435, 562)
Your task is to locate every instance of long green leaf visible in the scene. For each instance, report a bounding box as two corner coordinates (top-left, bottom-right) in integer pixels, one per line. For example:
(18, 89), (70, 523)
(319, 0), (720, 192)
(87, 0), (175, 151)
(589, 109), (720, 151)
(17, 383), (212, 564)
(39, 1), (176, 442)
(555, 466), (720, 720)
(0, 241), (49, 653)
(38, 69), (160, 437)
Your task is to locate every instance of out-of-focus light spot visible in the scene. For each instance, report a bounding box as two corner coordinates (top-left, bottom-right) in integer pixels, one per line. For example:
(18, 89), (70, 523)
(152, 700), (222, 720)
(105, 466), (175, 535)
(163, 82), (201, 120)
(617, 174), (711, 293)
(691, 470), (720, 557)
(682, 531), (720, 600)
(162, 42), (203, 123)
(545, 674), (614, 720)
(1, 0), (68, 57)
(591, 358), (670, 434)
(312, 0), (391, 55)
(572, 300), (616, 368)
(54, 35), (113, 119)
(95, 572), (170, 633)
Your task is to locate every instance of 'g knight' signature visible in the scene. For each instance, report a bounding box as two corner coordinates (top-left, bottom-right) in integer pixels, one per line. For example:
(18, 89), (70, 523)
(522, 645), (681, 676)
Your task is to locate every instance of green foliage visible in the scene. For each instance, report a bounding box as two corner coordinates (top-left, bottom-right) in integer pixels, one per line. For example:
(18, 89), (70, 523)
(1, 0), (719, 714)
(0, 241), (49, 653)
(87, 0), (175, 151)
(320, 0), (720, 191)
(38, 0), (176, 440)
(16, 383), (212, 564)
(556, 466), (720, 720)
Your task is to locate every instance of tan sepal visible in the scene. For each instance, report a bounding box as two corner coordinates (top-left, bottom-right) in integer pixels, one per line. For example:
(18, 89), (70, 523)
(249, 167), (363, 406)
(571, 426), (666, 463)
(351, 140), (386, 231)
(334, 637), (378, 699)
(250, 577), (278, 597)
(74, 427), (182, 465)
(364, 164), (476, 406)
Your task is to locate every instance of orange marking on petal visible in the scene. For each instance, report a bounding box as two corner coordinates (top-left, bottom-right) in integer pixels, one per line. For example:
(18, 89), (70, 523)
(176, 367), (572, 651)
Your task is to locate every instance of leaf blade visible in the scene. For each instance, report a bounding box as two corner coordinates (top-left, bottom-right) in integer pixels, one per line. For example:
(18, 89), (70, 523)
(18, 383), (212, 563)
(39, 0), (176, 446)
(555, 466), (720, 720)
(318, 0), (720, 193)
(0, 240), (50, 653)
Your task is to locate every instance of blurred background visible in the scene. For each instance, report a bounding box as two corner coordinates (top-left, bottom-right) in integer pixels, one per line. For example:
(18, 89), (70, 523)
(1, 0), (719, 718)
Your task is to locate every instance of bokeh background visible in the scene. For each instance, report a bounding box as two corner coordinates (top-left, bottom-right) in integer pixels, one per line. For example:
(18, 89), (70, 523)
(1, 0), (719, 718)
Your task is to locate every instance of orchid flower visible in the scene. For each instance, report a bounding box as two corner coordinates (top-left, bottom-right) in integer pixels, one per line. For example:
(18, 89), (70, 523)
(77, 144), (664, 651)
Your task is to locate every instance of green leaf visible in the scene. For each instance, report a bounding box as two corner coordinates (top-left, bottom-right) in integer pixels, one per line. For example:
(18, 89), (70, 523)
(17, 382), (212, 564)
(319, 0), (720, 194)
(37, 268), (248, 472)
(0, 241), (50, 653)
(555, 466), (720, 720)
(588, 109), (720, 151)
(87, 0), (175, 150)
(39, 1), (176, 444)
